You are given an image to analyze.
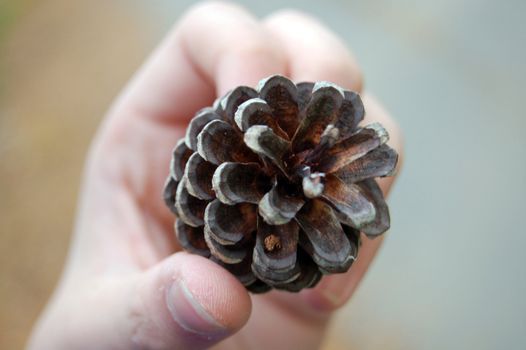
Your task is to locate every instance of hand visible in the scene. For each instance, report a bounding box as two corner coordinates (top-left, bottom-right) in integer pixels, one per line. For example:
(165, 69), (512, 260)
(28, 2), (403, 349)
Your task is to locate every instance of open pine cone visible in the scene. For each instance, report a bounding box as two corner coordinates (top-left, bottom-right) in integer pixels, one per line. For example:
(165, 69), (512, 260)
(163, 75), (398, 293)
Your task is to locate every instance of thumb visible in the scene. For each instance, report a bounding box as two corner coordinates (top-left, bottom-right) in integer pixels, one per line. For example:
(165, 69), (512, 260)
(115, 253), (251, 349)
(31, 253), (252, 350)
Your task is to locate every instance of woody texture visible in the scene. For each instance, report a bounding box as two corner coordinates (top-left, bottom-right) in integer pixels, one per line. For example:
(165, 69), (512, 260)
(163, 75), (398, 293)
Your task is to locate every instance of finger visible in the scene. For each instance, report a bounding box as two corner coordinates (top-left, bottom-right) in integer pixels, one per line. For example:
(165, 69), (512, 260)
(93, 1), (287, 166)
(125, 253), (251, 349)
(177, 1), (287, 96)
(31, 253), (251, 350)
(263, 10), (402, 312)
(302, 94), (403, 312)
(107, 0), (286, 128)
(263, 9), (363, 91)
(83, 1), (287, 258)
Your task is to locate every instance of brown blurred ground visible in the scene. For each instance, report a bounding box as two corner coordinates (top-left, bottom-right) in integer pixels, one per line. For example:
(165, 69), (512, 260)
(0, 0), (151, 347)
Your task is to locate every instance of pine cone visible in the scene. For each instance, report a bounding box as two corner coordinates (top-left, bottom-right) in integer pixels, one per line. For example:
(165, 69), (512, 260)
(163, 75), (398, 293)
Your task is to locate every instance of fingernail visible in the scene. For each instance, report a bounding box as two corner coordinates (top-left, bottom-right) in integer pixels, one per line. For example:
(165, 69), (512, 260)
(166, 279), (228, 337)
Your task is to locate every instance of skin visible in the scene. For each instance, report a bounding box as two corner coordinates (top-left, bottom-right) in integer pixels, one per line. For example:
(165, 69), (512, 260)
(28, 2), (403, 349)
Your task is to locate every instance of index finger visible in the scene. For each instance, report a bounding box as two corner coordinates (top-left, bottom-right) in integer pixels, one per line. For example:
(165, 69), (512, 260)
(108, 1), (286, 128)
(82, 2), (288, 260)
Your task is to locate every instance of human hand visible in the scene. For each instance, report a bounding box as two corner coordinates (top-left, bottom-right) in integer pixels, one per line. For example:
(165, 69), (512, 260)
(28, 2), (403, 349)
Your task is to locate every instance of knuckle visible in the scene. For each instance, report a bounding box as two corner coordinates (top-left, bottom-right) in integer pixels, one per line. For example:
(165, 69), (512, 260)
(301, 56), (363, 92)
(318, 49), (363, 89)
(235, 38), (280, 61)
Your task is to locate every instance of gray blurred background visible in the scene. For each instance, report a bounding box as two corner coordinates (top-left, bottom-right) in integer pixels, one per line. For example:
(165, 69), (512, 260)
(1, 0), (525, 349)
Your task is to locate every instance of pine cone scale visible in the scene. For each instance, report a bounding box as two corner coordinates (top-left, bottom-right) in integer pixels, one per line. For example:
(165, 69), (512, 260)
(163, 177), (179, 214)
(254, 220), (299, 272)
(170, 140), (193, 181)
(333, 144), (398, 184)
(257, 75), (300, 138)
(321, 174), (377, 229)
(355, 179), (390, 236)
(185, 108), (221, 150)
(204, 199), (256, 245)
(296, 199), (355, 273)
(335, 91), (365, 139)
(314, 122), (389, 174)
(235, 98), (289, 139)
(258, 182), (304, 225)
(291, 83), (345, 154)
(204, 230), (247, 264)
(295, 82), (315, 112)
(277, 250), (322, 292)
(175, 221), (209, 257)
(210, 256), (257, 286)
(175, 178), (206, 227)
(184, 153), (217, 200)
(197, 120), (258, 165)
(243, 125), (291, 174)
(219, 86), (258, 123)
(212, 162), (271, 205)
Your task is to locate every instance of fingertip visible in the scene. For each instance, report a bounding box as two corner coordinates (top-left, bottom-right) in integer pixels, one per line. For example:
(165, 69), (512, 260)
(131, 252), (251, 349)
(176, 253), (252, 331)
(215, 46), (286, 96)
(263, 9), (363, 92)
(178, 0), (287, 96)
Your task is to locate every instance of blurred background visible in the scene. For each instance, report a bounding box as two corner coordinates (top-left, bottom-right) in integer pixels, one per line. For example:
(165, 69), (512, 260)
(1, 0), (525, 349)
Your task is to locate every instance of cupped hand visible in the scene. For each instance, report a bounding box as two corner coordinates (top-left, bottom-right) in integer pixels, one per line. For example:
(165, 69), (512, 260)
(28, 2), (403, 349)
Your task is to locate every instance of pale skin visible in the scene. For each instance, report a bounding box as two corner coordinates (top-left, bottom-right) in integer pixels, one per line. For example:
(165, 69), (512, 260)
(28, 2), (403, 349)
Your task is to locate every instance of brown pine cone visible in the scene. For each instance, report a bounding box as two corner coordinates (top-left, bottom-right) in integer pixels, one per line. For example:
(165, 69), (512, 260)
(163, 75), (398, 293)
